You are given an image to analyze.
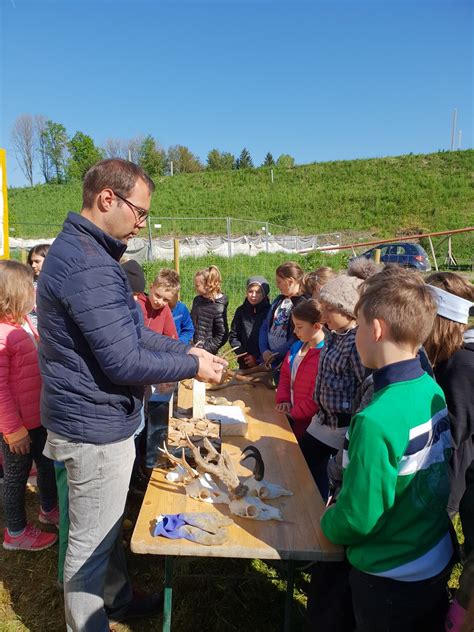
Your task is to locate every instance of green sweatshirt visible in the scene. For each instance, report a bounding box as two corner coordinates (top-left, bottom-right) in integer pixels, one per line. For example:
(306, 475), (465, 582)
(321, 358), (452, 575)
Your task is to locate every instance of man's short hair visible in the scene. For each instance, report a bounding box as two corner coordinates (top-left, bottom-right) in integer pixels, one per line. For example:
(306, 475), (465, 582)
(83, 159), (155, 209)
(355, 266), (438, 347)
(153, 268), (180, 293)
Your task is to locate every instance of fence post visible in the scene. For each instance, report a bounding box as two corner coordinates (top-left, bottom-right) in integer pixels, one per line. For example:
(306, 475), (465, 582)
(265, 221), (269, 254)
(173, 239), (180, 274)
(226, 217), (232, 258)
(374, 248), (381, 264)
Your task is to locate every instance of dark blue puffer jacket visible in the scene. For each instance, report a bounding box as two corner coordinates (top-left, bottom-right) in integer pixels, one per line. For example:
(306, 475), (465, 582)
(37, 212), (199, 444)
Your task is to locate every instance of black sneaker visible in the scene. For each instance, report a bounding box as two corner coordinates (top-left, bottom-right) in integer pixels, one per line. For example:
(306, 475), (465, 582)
(107, 591), (163, 624)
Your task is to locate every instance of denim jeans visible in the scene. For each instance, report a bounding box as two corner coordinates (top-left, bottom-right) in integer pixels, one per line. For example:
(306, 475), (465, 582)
(44, 430), (135, 632)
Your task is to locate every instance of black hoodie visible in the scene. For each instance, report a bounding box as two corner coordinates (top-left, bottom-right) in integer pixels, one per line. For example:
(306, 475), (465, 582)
(229, 297), (271, 366)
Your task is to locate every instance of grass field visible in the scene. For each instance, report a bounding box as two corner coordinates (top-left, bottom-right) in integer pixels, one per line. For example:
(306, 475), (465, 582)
(8, 150), (474, 259)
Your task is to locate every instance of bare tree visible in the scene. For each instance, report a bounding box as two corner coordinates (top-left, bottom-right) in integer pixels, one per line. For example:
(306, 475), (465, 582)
(103, 138), (128, 159)
(11, 114), (35, 186)
(126, 136), (144, 163)
(103, 136), (144, 163)
(35, 114), (53, 183)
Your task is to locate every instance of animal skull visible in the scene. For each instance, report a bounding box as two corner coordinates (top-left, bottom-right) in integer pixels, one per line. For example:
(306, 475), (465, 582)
(185, 474), (230, 505)
(229, 495), (283, 521)
(244, 477), (293, 500)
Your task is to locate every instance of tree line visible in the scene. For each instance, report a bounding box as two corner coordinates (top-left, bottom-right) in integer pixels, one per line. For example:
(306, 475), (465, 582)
(10, 114), (296, 187)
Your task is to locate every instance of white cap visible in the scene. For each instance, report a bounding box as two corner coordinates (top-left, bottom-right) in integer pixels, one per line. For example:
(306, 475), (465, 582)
(429, 285), (474, 325)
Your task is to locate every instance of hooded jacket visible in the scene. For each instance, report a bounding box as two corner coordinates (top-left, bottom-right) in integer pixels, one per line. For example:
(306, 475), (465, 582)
(37, 212), (199, 444)
(258, 294), (306, 363)
(229, 297), (270, 363)
(191, 294), (229, 354)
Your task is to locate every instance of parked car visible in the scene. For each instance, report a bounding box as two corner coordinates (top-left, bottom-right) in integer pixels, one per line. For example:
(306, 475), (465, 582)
(353, 242), (431, 272)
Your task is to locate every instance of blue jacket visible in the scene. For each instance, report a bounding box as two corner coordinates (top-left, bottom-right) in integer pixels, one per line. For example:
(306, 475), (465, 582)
(37, 212), (199, 444)
(172, 301), (194, 345)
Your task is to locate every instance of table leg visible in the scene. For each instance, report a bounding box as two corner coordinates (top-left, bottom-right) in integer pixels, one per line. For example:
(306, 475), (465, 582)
(163, 555), (174, 632)
(283, 559), (296, 632)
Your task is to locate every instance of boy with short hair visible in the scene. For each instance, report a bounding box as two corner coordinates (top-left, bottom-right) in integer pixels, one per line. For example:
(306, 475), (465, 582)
(321, 268), (454, 632)
(137, 268), (178, 338)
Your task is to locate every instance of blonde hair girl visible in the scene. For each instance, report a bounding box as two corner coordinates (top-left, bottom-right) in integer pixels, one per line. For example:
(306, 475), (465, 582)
(0, 261), (58, 551)
(191, 265), (229, 354)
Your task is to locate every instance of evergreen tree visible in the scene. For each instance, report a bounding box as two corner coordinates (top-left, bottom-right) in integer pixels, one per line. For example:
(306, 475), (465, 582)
(138, 135), (166, 179)
(236, 147), (254, 169)
(262, 152), (275, 167)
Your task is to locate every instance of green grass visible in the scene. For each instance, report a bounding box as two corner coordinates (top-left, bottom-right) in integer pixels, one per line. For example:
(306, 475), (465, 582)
(143, 251), (350, 316)
(8, 151), (474, 260)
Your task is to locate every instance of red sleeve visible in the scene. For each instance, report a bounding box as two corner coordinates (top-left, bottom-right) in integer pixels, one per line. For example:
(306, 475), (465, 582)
(276, 351), (291, 403)
(0, 330), (28, 436)
(290, 350), (319, 422)
(162, 305), (178, 339)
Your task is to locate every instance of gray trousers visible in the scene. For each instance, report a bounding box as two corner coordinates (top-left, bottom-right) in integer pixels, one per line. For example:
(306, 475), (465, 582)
(44, 431), (135, 632)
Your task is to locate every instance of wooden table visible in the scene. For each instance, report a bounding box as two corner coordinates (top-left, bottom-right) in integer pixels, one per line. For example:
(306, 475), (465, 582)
(131, 382), (343, 631)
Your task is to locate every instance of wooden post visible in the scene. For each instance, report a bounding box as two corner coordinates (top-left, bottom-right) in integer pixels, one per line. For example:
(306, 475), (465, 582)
(428, 236), (438, 271)
(21, 248), (27, 263)
(173, 238), (179, 274)
(192, 379), (206, 419)
(373, 248), (381, 264)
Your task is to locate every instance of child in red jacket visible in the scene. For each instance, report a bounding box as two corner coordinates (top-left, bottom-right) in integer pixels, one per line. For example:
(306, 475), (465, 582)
(0, 261), (58, 551)
(137, 268), (178, 338)
(275, 299), (325, 441)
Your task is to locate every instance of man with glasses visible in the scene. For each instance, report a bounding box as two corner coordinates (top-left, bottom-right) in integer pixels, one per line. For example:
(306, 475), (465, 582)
(37, 159), (226, 631)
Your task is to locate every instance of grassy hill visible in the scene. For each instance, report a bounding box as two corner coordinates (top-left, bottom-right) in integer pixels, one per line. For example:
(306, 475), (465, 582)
(8, 150), (474, 248)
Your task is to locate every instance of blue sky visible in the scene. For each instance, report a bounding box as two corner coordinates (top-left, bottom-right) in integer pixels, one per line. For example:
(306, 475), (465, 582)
(0, 0), (472, 187)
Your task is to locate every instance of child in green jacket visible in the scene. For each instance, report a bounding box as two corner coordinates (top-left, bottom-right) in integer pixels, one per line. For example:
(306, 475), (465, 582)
(321, 267), (454, 632)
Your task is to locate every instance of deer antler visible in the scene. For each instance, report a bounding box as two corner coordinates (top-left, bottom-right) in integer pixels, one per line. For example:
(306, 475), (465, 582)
(159, 443), (198, 481)
(185, 435), (248, 499)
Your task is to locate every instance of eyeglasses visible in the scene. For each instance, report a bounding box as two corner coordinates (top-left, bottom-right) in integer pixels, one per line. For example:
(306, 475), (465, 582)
(113, 191), (149, 224)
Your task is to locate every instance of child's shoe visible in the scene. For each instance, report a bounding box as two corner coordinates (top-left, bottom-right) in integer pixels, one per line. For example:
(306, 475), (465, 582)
(38, 506), (60, 527)
(3, 524), (58, 551)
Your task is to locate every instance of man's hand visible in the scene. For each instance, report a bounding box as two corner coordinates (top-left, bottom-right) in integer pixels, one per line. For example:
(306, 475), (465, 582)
(188, 346), (228, 368)
(275, 402), (291, 413)
(9, 435), (31, 455)
(188, 347), (228, 384)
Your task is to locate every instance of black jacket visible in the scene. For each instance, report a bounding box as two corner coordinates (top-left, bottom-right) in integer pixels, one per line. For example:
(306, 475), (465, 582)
(229, 298), (270, 365)
(434, 329), (474, 514)
(191, 294), (229, 354)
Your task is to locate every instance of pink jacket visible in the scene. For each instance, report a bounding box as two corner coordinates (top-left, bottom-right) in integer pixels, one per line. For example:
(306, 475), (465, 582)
(0, 320), (42, 444)
(276, 344), (322, 439)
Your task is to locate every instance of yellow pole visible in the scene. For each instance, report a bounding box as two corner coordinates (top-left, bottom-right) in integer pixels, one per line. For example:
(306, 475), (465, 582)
(373, 248), (381, 264)
(0, 148), (10, 260)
